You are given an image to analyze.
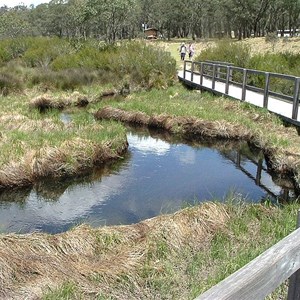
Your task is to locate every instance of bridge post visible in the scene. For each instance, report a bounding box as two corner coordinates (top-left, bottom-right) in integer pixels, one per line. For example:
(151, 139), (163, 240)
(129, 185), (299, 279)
(287, 210), (300, 300)
(200, 62), (204, 85)
(292, 78), (300, 120)
(217, 66), (220, 79)
(225, 66), (231, 95)
(241, 69), (247, 101)
(263, 73), (270, 108)
(183, 61), (186, 79)
(191, 62), (194, 82)
(212, 64), (216, 90)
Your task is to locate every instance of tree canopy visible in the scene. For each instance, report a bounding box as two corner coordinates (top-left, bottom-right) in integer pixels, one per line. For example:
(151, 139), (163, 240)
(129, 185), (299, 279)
(0, 0), (299, 40)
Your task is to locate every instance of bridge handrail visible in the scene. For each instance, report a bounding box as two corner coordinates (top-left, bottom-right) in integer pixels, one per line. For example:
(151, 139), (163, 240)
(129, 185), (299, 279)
(182, 60), (300, 121)
(194, 211), (300, 300)
(204, 60), (234, 66)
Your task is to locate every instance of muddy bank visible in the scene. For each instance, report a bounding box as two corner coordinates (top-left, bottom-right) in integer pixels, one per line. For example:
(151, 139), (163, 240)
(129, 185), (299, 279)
(94, 106), (300, 179)
(0, 202), (228, 299)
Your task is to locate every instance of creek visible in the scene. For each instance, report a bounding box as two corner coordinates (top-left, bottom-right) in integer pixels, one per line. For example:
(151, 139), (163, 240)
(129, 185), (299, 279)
(0, 126), (297, 234)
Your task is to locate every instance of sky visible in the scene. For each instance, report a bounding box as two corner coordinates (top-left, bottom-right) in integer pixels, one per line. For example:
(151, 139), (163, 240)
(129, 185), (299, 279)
(0, 0), (50, 7)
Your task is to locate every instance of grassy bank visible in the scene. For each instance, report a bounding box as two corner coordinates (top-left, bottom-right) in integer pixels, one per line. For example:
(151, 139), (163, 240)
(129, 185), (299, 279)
(0, 200), (298, 299)
(0, 90), (128, 189)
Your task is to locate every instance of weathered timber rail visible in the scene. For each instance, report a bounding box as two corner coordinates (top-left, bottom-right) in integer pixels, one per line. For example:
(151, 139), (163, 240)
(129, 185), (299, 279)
(194, 211), (300, 300)
(178, 60), (300, 126)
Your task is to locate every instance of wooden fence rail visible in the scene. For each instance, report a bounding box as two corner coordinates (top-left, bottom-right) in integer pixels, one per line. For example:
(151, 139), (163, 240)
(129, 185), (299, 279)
(194, 211), (300, 300)
(181, 60), (300, 125)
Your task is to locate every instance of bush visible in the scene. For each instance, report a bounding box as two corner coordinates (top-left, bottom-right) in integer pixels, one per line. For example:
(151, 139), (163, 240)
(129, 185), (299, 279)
(265, 32), (279, 51)
(111, 41), (177, 89)
(0, 72), (23, 95)
(195, 39), (251, 68)
(53, 40), (177, 90)
(0, 37), (32, 65)
(23, 37), (72, 68)
(0, 37), (177, 91)
(51, 46), (111, 71)
(247, 52), (300, 95)
(30, 69), (98, 91)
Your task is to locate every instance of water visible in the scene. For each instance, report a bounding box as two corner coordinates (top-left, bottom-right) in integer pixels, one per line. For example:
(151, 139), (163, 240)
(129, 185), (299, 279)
(0, 127), (297, 234)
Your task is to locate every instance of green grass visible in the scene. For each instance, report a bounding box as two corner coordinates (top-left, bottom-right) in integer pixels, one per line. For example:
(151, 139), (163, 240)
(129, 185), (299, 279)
(42, 282), (81, 300)
(89, 83), (293, 151)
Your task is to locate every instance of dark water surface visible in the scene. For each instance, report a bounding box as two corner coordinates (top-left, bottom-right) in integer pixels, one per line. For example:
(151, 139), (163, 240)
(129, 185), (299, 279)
(0, 127), (297, 234)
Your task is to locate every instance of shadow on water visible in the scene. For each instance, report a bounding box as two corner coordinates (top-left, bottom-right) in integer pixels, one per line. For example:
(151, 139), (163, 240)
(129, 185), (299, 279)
(33, 156), (131, 202)
(0, 125), (298, 234)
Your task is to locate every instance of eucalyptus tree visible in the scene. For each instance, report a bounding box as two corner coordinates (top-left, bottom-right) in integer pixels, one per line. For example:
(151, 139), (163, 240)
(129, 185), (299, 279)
(65, 0), (89, 39)
(28, 3), (50, 35)
(263, 0), (300, 36)
(144, 0), (196, 39)
(85, 0), (140, 42)
(47, 0), (69, 37)
(0, 5), (31, 38)
(283, 0), (300, 35)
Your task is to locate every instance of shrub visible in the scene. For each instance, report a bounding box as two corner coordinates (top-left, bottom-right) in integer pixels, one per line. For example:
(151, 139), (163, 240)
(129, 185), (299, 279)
(29, 69), (98, 91)
(0, 37), (177, 91)
(23, 37), (72, 68)
(247, 52), (300, 95)
(53, 40), (176, 90)
(111, 41), (176, 89)
(51, 46), (111, 71)
(195, 39), (251, 68)
(265, 32), (279, 51)
(0, 72), (23, 95)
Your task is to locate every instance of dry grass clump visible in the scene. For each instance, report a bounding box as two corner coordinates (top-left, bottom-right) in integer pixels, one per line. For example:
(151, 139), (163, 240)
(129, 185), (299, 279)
(94, 106), (252, 140)
(29, 92), (90, 111)
(29, 95), (66, 111)
(0, 202), (229, 299)
(0, 162), (33, 189)
(0, 138), (128, 189)
(0, 114), (61, 132)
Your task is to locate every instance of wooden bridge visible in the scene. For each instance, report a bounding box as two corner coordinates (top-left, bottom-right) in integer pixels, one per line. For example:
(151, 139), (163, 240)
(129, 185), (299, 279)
(178, 60), (300, 126)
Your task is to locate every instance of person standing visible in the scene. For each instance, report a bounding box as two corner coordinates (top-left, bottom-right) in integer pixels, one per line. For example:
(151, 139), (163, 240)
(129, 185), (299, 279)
(179, 42), (187, 60)
(188, 43), (195, 60)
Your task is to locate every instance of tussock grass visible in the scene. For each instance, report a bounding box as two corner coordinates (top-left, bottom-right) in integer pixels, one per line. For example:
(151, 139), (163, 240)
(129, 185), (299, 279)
(0, 126), (127, 189)
(0, 201), (298, 299)
(94, 106), (251, 140)
(0, 202), (231, 299)
(29, 92), (90, 111)
(29, 95), (66, 111)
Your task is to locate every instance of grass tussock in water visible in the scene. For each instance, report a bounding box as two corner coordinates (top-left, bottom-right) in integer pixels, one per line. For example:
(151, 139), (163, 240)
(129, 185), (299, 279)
(0, 201), (298, 299)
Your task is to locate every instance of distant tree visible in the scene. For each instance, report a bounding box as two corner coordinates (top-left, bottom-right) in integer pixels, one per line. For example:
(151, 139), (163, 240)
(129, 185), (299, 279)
(86, 0), (140, 42)
(0, 7), (31, 38)
(65, 0), (89, 39)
